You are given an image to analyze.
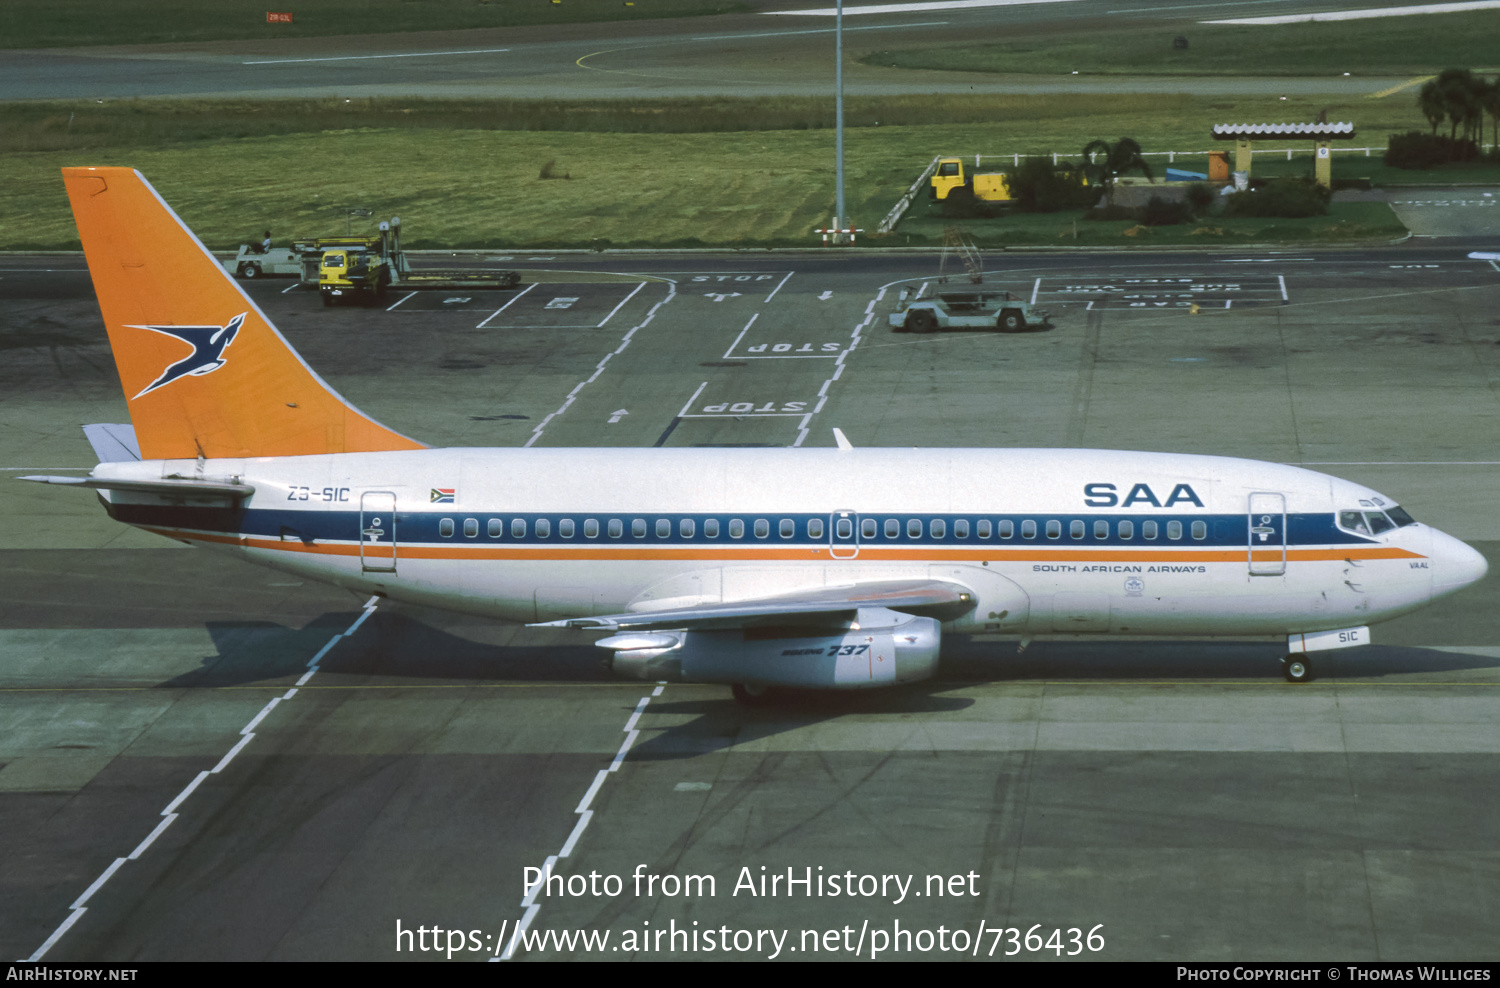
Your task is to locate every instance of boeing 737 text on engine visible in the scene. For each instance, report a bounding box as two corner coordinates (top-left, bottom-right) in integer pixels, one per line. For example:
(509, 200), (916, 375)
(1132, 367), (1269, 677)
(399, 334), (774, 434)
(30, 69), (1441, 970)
(24, 168), (1488, 702)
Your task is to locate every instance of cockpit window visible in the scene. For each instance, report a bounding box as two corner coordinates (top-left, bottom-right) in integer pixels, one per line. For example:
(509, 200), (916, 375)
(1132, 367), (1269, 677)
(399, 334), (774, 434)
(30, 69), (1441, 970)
(1340, 508), (1410, 536)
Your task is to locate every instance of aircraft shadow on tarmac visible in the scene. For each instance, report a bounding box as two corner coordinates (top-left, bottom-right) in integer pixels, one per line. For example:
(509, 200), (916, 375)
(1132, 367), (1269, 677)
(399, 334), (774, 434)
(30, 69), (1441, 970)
(164, 605), (1500, 698)
(940, 637), (1500, 681)
(892, 322), (1055, 337)
(167, 609), (609, 688)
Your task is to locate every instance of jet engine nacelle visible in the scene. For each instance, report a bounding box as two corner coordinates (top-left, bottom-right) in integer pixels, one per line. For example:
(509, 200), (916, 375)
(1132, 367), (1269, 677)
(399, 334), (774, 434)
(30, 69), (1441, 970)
(598, 607), (941, 690)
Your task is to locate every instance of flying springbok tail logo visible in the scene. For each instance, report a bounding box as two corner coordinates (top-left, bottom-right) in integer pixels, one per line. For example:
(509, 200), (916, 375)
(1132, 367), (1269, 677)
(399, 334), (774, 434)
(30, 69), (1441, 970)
(129, 313), (245, 399)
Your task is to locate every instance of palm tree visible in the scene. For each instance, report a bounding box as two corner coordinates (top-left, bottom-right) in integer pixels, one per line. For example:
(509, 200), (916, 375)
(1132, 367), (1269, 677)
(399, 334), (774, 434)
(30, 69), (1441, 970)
(1081, 138), (1155, 207)
(1434, 68), (1482, 141)
(1482, 76), (1500, 155)
(1419, 79), (1446, 135)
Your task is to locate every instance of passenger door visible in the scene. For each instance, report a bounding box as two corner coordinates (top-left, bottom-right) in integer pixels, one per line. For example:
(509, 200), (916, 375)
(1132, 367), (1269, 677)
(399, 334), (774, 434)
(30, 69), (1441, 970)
(360, 491), (398, 573)
(1248, 492), (1286, 576)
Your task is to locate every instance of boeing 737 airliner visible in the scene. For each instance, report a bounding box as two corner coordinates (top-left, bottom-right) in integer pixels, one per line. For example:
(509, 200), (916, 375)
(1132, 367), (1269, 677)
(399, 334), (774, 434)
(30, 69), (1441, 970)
(26, 168), (1488, 701)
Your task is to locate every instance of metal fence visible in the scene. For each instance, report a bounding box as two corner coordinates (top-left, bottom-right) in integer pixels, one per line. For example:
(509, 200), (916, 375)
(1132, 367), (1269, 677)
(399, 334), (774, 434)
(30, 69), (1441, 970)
(871, 144), (1498, 237)
(975, 145), (1497, 168)
(876, 155), (942, 235)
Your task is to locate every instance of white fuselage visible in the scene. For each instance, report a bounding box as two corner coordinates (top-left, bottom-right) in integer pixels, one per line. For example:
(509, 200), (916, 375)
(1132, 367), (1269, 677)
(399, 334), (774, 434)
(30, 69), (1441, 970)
(94, 446), (1486, 642)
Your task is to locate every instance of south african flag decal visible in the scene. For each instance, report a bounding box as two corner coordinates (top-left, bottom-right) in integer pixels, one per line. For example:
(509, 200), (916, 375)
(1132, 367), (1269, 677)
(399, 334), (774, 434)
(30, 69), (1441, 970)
(430, 488), (456, 504)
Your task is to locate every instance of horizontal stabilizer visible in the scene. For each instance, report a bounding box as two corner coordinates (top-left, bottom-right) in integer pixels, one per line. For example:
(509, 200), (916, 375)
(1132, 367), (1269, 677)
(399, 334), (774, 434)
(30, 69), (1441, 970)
(530, 578), (976, 632)
(83, 423), (141, 463)
(19, 474), (254, 500)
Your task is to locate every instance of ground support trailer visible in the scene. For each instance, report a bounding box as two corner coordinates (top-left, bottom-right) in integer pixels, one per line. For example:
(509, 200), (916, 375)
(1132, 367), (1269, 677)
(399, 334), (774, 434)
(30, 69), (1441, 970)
(890, 289), (1050, 333)
(224, 246), (303, 279)
(294, 218), (521, 305)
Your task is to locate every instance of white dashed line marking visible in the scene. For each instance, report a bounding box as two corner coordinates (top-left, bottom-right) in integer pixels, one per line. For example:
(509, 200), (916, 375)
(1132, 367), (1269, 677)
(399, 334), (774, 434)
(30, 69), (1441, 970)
(500, 689), (658, 960)
(26, 597), (381, 961)
(524, 283), (676, 447)
(792, 287), (884, 446)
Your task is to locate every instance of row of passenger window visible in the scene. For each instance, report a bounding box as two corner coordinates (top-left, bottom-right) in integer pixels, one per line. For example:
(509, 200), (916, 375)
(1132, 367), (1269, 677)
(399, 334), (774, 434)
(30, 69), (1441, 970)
(435, 516), (1211, 541)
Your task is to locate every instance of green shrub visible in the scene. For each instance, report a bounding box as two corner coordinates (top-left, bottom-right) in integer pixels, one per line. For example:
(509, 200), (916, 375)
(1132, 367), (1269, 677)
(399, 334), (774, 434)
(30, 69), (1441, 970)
(1140, 196), (1194, 225)
(1385, 131), (1479, 169)
(1006, 156), (1096, 213)
(1185, 182), (1216, 215)
(1221, 177), (1329, 218)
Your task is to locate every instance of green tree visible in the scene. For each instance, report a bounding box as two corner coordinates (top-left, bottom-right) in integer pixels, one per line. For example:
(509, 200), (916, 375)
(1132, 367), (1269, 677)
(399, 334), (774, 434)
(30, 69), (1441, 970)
(1482, 76), (1500, 153)
(1081, 138), (1154, 207)
(1418, 79), (1446, 135)
(1007, 156), (1093, 212)
(1434, 68), (1483, 141)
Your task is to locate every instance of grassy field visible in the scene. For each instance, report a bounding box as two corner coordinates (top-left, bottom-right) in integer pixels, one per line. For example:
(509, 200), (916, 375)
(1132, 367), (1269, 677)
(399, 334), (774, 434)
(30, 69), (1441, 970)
(898, 201), (1408, 248)
(861, 10), (1500, 77)
(3, 93), (1484, 250)
(0, 94), (1211, 153)
(0, 0), (748, 49)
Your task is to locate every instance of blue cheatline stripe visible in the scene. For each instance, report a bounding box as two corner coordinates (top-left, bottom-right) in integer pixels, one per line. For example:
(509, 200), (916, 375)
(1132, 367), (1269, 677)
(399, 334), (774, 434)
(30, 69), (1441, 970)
(105, 504), (1382, 549)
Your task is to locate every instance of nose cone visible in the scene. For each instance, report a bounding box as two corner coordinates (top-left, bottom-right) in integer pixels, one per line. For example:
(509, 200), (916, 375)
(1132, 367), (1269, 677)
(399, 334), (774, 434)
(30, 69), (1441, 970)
(1430, 528), (1488, 599)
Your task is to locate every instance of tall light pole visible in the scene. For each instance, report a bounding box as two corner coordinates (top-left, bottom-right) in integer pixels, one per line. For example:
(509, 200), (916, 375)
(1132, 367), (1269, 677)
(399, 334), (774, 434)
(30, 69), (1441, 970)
(834, 0), (845, 244)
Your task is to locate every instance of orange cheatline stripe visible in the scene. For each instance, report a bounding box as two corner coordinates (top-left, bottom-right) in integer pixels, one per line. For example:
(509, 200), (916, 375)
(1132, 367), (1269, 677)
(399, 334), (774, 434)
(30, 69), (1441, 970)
(144, 528), (1425, 564)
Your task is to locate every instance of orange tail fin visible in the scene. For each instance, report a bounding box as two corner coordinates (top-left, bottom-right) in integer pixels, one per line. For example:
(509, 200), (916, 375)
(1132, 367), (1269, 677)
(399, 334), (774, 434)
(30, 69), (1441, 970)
(63, 167), (425, 460)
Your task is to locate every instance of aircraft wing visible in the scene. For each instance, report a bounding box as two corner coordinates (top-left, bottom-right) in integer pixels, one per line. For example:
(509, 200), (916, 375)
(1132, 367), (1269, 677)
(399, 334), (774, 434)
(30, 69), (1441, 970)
(530, 579), (977, 632)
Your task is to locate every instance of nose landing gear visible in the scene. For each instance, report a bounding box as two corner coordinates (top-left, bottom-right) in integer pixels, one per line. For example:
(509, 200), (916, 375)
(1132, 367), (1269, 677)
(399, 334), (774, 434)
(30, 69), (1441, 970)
(1281, 655), (1313, 683)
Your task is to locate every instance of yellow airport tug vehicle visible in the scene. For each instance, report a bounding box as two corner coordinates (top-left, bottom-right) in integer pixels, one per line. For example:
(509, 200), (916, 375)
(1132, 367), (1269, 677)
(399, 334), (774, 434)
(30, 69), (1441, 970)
(930, 157), (1014, 204)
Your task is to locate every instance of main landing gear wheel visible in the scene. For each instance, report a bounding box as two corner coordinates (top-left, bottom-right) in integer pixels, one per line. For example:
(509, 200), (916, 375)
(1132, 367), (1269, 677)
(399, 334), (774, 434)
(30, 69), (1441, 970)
(999, 310), (1025, 332)
(731, 683), (775, 707)
(1282, 655), (1313, 683)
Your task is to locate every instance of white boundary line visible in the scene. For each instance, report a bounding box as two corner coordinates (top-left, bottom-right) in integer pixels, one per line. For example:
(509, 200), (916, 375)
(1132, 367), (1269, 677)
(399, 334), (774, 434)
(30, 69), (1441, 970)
(524, 282), (676, 447)
(477, 283), (537, 329)
(763, 271), (794, 303)
(680, 411), (807, 419)
(596, 282), (647, 328)
(695, 19), (948, 36)
(769, 0), (1081, 15)
(245, 48), (510, 65)
(675, 382), (710, 419)
(722, 313), (760, 359)
(1204, 0), (1500, 24)
(25, 597), (380, 962)
(386, 291), (418, 312)
(1110, 0), (1291, 11)
(497, 691), (657, 960)
(738, 352), (840, 360)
